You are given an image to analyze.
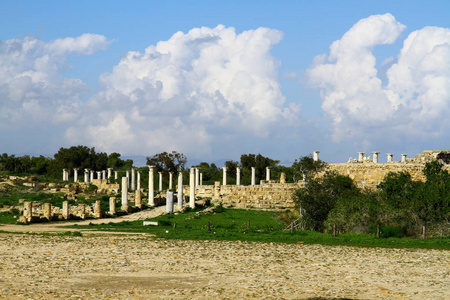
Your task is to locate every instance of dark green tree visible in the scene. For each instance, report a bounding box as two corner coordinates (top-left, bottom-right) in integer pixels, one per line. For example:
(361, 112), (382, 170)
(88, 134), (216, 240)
(293, 171), (359, 231)
(146, 151), (187, 174)
(292, 154), (326, 181)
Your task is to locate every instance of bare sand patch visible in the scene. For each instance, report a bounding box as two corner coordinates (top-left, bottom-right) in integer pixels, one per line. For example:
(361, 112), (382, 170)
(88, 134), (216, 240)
(0, 233), (448, 299)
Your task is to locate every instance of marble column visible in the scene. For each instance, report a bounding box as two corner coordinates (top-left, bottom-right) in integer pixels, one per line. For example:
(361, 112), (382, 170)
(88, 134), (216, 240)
(84, 169), (89, 182)
(372, 152), (380, 164)
(401, 154), (407, 163)
(236, 167), (241, 186)
(158, 172), (163, 192)
(251, 167), (256, 186)
(169, 172), (173, 190)
(121, 177), (129, 211)
(137, 171), (141, 191)
(107, 168), (113, 179)
(102, 170), (106, 180)
(387, 153), (394, 163)
(90, 170), (94, 182)
(126, 170), (130, 186)
(200, 173), (203, 186)
(266, 167), (270, 181)
(222, 167), (227, 185)
(62, 169), (68, 181)
(114, 171), (118, 180)
(358, 152), (365, 162)
(131, 168), (136, 191)
(148, 166), (155, 206)
(313, 151), (320, 162)
(177, 172), (183, 209)
(96, 171), (102, 180)
(73, 168), (79, 183)
(195, 168), (199, 187)
(189, 168), (195, 208)
(166, 191), (174, 213)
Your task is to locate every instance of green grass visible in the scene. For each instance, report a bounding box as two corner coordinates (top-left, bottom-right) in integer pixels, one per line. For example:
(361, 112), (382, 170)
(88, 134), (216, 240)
(0, 209), (21, 224)
(67, 207), (450, 250)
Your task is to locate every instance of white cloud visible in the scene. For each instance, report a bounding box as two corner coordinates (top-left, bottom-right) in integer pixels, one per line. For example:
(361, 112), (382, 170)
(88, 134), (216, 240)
(0, 34), (111, 130)
(306, 14), (450, 148)
(68, 25), (300, 158)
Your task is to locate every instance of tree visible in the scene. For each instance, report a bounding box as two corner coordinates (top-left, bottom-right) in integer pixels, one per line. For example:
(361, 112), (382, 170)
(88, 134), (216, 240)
(293, 171), (359, 231)
(292, 154), (326, 181)
(239, 153), (279, 183)
(146, 151), (187, 174)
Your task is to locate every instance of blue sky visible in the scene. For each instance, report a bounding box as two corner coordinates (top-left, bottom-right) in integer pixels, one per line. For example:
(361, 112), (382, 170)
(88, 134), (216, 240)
(1, 1), (450, 164)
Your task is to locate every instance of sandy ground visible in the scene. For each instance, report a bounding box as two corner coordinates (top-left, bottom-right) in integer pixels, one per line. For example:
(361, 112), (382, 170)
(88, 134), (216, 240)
(0, 208), (449, 299)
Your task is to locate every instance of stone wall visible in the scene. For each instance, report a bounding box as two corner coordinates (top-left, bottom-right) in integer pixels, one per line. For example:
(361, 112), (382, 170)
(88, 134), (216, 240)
(182, 180), (304, 211)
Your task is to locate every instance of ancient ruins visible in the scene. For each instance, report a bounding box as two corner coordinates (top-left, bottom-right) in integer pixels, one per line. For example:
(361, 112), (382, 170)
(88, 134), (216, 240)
(19, 150), (450, 222)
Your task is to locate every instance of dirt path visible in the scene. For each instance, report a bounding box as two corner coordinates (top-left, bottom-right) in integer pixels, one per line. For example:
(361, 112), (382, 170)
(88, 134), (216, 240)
(0, 206), (167, 234)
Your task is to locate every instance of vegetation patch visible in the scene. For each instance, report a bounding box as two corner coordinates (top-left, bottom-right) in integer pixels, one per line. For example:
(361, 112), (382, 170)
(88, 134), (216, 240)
(67, 207), (450, 249)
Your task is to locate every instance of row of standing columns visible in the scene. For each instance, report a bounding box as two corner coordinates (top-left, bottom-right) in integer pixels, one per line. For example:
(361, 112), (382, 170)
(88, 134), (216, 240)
(356, 152), (408, 163)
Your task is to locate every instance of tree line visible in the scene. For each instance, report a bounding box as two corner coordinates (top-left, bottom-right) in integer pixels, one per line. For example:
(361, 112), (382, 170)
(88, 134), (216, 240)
(0, 146), (133, 179)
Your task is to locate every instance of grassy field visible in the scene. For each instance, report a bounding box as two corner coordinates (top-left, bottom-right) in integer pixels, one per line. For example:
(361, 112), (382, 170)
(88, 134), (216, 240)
(69, 206), (450, 250)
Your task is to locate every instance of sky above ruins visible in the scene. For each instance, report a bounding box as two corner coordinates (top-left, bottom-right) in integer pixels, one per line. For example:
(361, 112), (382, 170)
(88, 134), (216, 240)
(1, 0), (450, 164)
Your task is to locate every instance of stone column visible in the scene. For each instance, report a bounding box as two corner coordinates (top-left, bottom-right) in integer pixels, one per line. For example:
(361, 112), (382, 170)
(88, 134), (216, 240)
(135, 189), (142, 208)
(44, 203), (52, 221)
(266, 167), (270, 181)
(23, 202), (32, 222)
(195, 168), (199, 187)
(222, 167), (227, 185)
(313, 151), (320, 162)
(358, 152), (365, 162)
(148, 166), (155, 206)
(213, 181), (220, 202)
(121, 177), (129, 212)
(62, 201), (70, 220)
(126, 170), (130, 186)
(251, 167), (256, 186)
(109, 197), (116, 215)
(73, 168), (79, 182)
(158, 172), (163, 192)
(94, 200), (102, 218)
(80, 204), (86, 220)
(166, 191), (174, 213)
(372, 152), (380, 164)
(137, 171), (141, 191)
(401, 154), (407, 162)
(107, 168), (113, 179)
(236, 167), (241, 186)
(84, 169), (89, 182)
(387, 153), (394, 163)
(189, 168), (195, 208)
(200, 173), (203, 186)
(96, 171), (101, 180)
(280, 172), (286, 184)
(90, 170), (94, 182)
(169, 172), (173, 190)
(114, 171), (118, 180)
(177, 172), (183, 209)
(131, 168), (136, 191)
(102, 170), (106, 180)
(62, 169), (68, 181)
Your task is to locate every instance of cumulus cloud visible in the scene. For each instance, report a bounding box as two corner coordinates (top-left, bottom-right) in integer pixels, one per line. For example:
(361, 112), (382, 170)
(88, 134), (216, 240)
(67, 25), (300, 157)
(307, 13), (450, 148)
(0, 34), (111, 130)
